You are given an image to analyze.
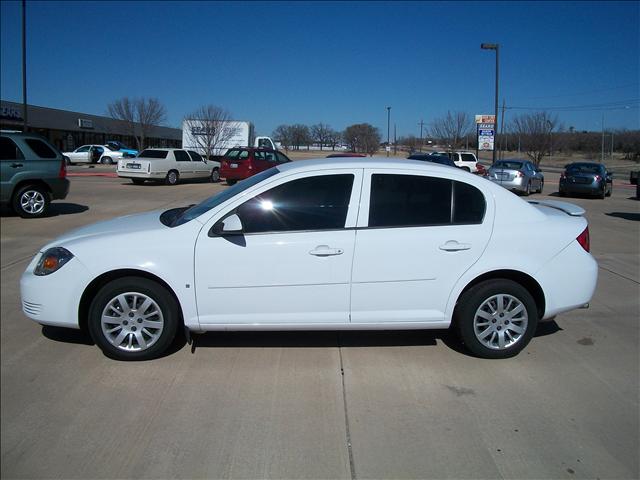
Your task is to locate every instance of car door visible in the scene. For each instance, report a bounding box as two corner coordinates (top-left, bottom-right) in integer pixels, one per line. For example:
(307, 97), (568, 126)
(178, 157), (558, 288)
(173, 150), (193, 178)
(0, 136), (26, 202)
(70, 145), (90, 163)
(194, 169), (362, 325)
(187, 150), (210, 178)
(350, 169), (493, 324)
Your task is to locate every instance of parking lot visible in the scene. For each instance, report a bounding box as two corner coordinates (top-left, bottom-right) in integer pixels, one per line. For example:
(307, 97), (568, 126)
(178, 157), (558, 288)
(1, 166), (638, 479)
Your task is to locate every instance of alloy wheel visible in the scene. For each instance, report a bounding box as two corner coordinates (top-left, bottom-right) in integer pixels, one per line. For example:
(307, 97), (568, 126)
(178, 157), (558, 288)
(20, 190), (46, 215)
(473, 294), (528, 350)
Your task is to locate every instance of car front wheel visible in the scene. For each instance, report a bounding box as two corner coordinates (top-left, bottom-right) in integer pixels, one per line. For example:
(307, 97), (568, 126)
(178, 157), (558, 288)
(454, 279), (538, 359)
(88, 277), (180, 361)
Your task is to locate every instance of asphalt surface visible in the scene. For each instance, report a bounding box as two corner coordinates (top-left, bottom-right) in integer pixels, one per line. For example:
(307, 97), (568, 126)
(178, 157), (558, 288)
(1, 166), (638, 479)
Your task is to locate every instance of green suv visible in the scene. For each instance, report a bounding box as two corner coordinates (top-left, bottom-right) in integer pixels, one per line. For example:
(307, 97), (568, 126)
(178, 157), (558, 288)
(0, 131), (70, 218)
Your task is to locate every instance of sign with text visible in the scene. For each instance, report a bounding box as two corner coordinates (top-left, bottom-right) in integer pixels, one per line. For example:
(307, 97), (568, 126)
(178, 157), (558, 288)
(476, 114), (495, 151)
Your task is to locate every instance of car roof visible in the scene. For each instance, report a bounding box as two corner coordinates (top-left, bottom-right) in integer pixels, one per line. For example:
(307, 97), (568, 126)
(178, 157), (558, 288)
(277, 156), (466, 174)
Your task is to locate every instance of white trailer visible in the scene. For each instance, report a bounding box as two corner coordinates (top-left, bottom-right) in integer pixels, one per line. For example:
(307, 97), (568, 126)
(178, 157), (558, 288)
(182, 120), (276, 158)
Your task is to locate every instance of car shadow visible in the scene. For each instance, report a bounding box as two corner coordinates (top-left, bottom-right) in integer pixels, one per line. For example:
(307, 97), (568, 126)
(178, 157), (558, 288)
(120, 178), (221, 187)
(0, 203), (88, 218)
(605, 212), (640, 221)
(42, 325), (94, 345)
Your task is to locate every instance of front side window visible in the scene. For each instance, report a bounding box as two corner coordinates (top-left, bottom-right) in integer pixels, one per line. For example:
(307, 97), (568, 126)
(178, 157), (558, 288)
(174, 150), (190, 162)
(276, 152), (290, 163)
(25, 139), (58, 158)
(236, 174), (354, 233)
(0, 137), (25, 160)
(188, 151), (204, 162)
(76, 146), (90, 153)
(253, 151), (266, 161)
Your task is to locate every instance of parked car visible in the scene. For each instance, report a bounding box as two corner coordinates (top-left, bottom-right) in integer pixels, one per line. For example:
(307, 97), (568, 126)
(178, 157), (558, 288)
(326, 153), (367, 158)
(63, 144), (126, 165)
(105, 140), (138, 157)
(488, 160), (544, 195)
(432, 151), (479, 172)
(559, 162), (612, 199)
(407, 153), (457, 167)
(117, 148), (221, 185)
(20, 157), (597, 361)
(630, 170), (639, 199)
(220, 147), (290, 185)
(1, 131), (69, 218)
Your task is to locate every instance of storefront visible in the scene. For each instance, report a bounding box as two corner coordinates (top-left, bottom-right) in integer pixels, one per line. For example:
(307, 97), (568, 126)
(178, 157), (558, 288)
(0, 101), (181, 151)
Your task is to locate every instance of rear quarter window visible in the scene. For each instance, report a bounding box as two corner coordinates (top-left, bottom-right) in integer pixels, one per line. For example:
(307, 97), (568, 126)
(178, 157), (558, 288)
(453, 181), (486, 224)
(138, 150), (169, 159)
(24, 139), (58, 159)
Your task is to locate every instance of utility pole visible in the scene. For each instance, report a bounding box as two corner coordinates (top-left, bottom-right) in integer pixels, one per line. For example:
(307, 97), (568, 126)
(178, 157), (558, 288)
(394, 123), (397, 155)
(386, 106), (391, 157)
(418, 119), (425, 152)
(610, 132), (614, 158)
(601, 113), (605, 163)
(500, 99), (506, 160)
(22, 0), (28, 132)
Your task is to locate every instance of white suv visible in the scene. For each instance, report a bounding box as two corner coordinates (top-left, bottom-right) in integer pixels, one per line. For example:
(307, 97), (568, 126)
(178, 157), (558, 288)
(433, 151), (479, 172)
(117, 148), (221, 185)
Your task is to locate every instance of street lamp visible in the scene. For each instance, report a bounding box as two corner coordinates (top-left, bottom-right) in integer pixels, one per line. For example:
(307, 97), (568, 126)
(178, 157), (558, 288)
(386, 106), (391, 157)
(481, 43), (499, 164)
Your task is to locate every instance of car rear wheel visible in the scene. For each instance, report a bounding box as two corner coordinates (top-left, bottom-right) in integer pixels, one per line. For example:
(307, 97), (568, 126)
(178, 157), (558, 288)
(454, 279), (538, 359)
(211, 168), (220, 183)
(101, 156), (113, 165)
(131, 178), (145, 185)
(537, 180), (544, 194)
(226, 179), (237, 186)
(165, 170), (179, 185)
(12, 184), (50, 218)
(88, 277), (180, 361)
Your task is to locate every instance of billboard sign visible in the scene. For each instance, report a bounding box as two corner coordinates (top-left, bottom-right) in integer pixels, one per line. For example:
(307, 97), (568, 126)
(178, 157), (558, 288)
(476, 114), (495, 151)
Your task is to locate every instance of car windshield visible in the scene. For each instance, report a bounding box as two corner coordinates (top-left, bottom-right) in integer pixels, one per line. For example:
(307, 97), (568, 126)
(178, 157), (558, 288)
(170, 167), (280, 226)
(494, 161), (523, 170)
(138, 149), (168, 159)
(567, 164), (601, 174)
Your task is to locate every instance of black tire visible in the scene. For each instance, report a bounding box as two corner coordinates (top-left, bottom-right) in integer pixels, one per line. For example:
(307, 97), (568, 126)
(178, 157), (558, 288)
(12, 184), (50, 218)
(226, 179), (237, 186)
(165, 170), (179, 185)
(131, 178), (145, 185)
(606, 183), (612, 197)
(559, 188), (566, 197)
(524, 181), (531, 196)
(537, 180), (544, 194)
(210, 168), (221, 183)
(454, 279), (538, 359)
(88, 277), (180, 361)
(101, 156), (113, 165)
(598, 184), (606, 199)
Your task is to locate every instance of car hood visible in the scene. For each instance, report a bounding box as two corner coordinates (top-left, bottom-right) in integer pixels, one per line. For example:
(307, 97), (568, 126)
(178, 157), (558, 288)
(41, 210), (166, 251)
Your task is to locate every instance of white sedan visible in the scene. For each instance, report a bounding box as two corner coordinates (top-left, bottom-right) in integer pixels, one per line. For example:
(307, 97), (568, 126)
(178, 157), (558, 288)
(63, 145), (125, 165)
(20, 158), (597, 361)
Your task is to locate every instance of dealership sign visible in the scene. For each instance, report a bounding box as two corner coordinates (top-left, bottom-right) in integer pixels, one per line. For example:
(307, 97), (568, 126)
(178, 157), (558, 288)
(476, 114), (495, 151)
(0, 105), (23, 121)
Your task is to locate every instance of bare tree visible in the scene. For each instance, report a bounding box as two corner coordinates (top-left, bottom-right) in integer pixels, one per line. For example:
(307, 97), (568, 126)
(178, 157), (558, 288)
(272, 125), (294, 152)
(290, 124), (311, 150)
(310, 123), (332, 150)
(343, 123), (381, 155)
(183, 105), (240, 159)
(510, 111), (558, 166)
(107, 97), (166, 150)
(326, 129), (342, 151)
(429, 111), (473, 151)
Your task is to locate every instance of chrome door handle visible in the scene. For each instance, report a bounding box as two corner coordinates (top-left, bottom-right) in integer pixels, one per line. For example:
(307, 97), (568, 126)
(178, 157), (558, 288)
(309, 245), (344, 257)
(439, 241), (472, 251)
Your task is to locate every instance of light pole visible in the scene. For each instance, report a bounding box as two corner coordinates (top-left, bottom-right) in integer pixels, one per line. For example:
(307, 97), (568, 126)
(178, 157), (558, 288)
(418, 119), (425, 152)
(22, 0), (28, 132)
(601, 113), (605, 163)
(481, 43), (499, 164)
(386, 106), (391, 157)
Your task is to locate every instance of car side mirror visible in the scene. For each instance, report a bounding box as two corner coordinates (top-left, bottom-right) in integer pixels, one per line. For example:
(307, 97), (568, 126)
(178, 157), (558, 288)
(211, 213), (243, 236)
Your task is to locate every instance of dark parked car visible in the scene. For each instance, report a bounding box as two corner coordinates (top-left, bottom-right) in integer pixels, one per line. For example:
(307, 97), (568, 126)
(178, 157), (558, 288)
(326, 153), (367, 158)
(407, 153), (457, 167)
(0, 131), (69, 218)
(219, 147), (291, 185)
(559, 162), (612, 199)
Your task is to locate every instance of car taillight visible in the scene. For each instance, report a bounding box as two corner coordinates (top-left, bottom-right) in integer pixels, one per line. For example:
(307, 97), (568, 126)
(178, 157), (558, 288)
(576, 227), (590, 252)
(516, 171), (523, 177)
(594, 175), (601, 181)
(59, 158), (67, 178)
(560, 173), (566, 179)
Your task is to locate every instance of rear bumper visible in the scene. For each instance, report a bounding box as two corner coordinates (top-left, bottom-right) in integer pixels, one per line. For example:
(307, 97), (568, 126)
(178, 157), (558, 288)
(489, 177), (527, 192)
(48, 178), (70, 200)
(559, 181), (602, 195)
(220, 169), (250, 180)
(117, 171), (165, 179)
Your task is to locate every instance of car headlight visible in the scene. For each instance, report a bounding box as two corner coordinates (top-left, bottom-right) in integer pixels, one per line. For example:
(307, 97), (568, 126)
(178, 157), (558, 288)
(34, 247), (74, 276)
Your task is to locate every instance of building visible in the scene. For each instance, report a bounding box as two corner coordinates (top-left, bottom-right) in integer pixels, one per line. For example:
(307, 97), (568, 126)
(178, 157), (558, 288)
(0, 100), (181, 151)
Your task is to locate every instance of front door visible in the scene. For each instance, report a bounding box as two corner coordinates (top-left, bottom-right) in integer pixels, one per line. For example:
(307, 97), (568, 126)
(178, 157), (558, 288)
(350, 170), (493, 324)
(194, 169), (362, 325)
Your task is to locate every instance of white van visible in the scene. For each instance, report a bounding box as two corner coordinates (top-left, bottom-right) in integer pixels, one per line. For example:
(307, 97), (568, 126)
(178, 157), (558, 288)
(117, 148), (221, 185)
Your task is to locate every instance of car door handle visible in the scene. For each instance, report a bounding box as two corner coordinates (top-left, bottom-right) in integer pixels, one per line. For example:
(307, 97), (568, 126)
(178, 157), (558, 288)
(309, 245), (344, 257)
(10, 163), (23, 168)
(439, 241), (472, 251)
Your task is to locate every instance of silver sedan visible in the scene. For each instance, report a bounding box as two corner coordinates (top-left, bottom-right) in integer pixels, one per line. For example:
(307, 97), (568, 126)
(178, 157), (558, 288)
(488, 160), (544, 195)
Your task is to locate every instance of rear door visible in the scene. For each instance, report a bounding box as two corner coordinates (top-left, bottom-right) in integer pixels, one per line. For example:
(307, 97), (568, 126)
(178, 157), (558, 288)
(350, 169), (493, 324)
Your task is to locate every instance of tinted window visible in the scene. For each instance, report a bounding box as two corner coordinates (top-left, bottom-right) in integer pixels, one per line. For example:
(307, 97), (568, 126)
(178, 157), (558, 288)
(369, 174), (452, 227)
(494, 161), (523, 170)
(0, 137), (25, 160)
(187, 151), (204, 162)
(461, 153), (476, 163)
(139, 149), (168, 159)
(174, 150), (190, 162)
(237, 174), (354, 233)
(567, 164), (601, 174)
(25, 139), (57, 158)
(225, 149), (250, 160)
(276, 152), (290, 163)
(453, 181), (485, 224)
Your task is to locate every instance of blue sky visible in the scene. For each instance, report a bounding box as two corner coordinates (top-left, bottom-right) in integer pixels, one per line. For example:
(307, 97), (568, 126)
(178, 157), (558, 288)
(1, 1), (638, 137)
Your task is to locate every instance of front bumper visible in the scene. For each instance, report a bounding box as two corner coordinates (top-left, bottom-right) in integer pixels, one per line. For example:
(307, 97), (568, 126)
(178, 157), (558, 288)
(20, 253), (91, 329)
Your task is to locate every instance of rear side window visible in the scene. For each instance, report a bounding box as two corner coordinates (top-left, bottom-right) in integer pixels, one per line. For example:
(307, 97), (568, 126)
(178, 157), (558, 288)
(225, 149), (249, 160)
(174, 150), (190, 162)
(139, 149), (168, 159)
(369, 174), (451, 227)
(453, 181), (485, 224)
(0, 137), (25, 160)
(461, 154), (476, 163)
(237, 174), (354, 233)
(25, 139), (57, 158)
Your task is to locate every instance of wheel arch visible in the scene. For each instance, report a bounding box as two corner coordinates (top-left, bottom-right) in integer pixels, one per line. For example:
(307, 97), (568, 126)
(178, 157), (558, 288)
(78, 268), (185, 332)
(12, 179), (53, 200)
(454, 269), (546, 320)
